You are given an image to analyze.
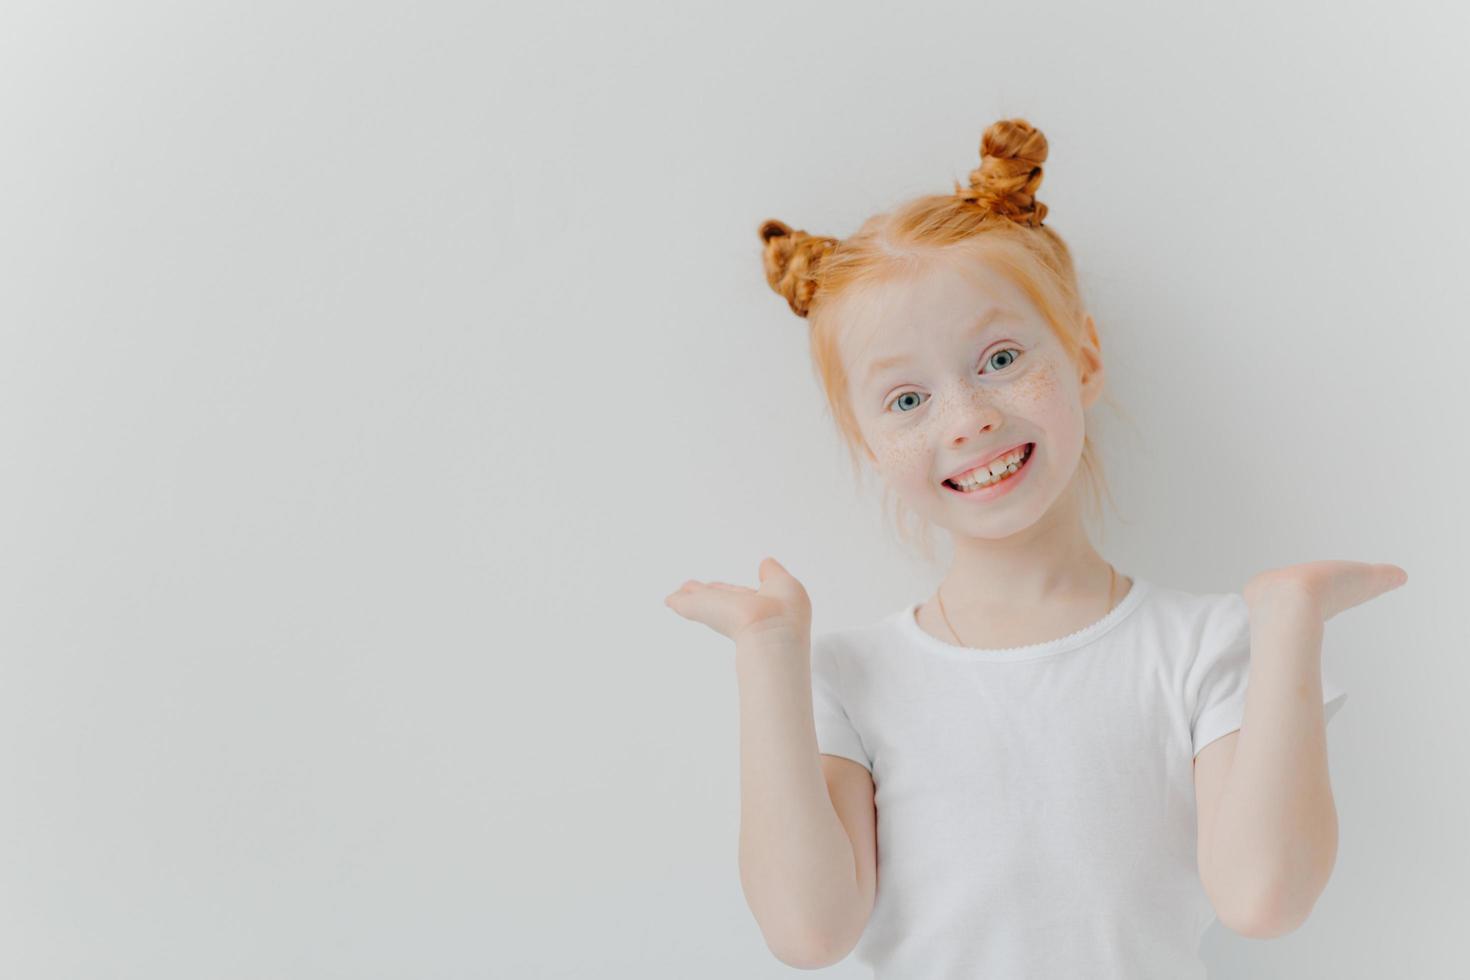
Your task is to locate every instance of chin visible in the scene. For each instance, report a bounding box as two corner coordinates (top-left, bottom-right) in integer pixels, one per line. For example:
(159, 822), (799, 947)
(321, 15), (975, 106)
(953, 512), (1048, 541)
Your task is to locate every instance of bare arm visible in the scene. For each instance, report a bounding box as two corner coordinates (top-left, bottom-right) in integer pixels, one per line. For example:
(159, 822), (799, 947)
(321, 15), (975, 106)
(1197, 594), (1336, 937)
(663, 557), (871, 967)
(735, 631), (869, 967)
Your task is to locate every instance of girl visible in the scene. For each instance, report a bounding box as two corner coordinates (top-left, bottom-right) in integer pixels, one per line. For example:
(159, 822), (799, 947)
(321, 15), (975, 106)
(663, 118), (1405, 978)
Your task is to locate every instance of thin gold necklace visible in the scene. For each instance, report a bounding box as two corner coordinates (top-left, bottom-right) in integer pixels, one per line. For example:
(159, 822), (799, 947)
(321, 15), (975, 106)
(936, 563), (1117, 648)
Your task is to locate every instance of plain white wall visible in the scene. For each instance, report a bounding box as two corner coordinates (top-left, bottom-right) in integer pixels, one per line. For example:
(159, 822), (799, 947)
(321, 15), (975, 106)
(1, 1), (1465, 977)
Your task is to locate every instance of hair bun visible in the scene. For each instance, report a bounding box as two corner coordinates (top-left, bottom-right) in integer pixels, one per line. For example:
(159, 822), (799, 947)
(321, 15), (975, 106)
(953, 118), (1049, 227)
(758, 218), (839, 319)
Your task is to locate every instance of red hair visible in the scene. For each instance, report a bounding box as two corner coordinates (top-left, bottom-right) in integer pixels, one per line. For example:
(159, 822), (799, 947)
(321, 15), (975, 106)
(758, 119), (1125, 559)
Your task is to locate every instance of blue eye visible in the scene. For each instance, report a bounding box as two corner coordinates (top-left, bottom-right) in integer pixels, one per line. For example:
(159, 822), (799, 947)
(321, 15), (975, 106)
(883, 347), (1024, 414)
(987, 348), (1019, 371)
(889, 391), (925, 413)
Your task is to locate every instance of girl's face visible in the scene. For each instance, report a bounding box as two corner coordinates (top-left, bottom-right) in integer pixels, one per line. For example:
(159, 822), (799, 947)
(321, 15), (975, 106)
(836, 253), (1104, 540)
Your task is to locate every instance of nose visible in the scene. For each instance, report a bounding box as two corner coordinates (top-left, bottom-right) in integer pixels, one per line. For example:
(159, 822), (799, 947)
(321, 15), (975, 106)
(943, 393), (1005, 450)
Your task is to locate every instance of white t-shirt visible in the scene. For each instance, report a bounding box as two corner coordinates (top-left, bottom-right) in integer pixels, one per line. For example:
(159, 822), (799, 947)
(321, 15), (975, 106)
(810, 575), (1347, 979)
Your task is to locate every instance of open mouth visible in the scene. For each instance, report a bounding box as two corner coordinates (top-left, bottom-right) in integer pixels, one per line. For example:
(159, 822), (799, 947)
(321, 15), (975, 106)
(943, 443), (1035, 493)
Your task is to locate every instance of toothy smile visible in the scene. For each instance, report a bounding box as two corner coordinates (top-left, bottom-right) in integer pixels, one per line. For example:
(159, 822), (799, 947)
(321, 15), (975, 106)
(943, 443), (1035, 491)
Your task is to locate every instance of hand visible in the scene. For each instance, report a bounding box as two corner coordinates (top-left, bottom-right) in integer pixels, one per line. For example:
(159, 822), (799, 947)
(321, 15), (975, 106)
(663, 556), (813, 646)
(1242, 560), (1409, 623)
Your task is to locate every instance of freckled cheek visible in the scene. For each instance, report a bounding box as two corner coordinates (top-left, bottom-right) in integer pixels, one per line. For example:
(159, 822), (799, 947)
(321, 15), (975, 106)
(870, 427), (935, 488)
(1009, 364), (1078, 431)
(1011, 364), (1060, 407)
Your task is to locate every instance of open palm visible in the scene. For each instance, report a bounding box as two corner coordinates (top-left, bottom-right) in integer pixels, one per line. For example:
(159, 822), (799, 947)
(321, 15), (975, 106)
(1243, 559), (1408, 622)
(664, 557), (813, 646)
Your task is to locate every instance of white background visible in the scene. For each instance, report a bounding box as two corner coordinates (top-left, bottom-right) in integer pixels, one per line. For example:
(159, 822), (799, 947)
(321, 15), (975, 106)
(1, 1), (1465, 977)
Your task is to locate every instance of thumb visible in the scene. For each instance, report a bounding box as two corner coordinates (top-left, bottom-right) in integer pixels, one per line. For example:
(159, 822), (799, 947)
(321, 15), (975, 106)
(758, 556), (789, 582)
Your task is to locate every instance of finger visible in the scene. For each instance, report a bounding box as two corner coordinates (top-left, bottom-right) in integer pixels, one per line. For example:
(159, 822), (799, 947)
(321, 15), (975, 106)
(664, 581), (751, 604)
(663, 588), (741, 635)
(664, 588), (710, 611)
(759, 556), (789, 581)
(1356, 562), (1408, 597)
(673, 581), (751, 594)
(664, 581), (700, 605)
(1325, 561), (1407, 618)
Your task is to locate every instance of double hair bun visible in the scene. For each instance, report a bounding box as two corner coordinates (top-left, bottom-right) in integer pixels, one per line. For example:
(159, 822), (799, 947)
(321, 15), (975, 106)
(760, 118), (1051, 318)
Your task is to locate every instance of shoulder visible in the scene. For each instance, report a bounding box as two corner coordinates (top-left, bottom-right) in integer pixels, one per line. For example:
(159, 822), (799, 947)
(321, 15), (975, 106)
(811, 612), (909, 694)
(1139, 580), (1236, 617)
(1106, 581), (1248, 688)
(813, 606), (907, 659)
(1137, 582), (1247, 634)
(811, 622), (884, 679)
(812, 625), (865, 662)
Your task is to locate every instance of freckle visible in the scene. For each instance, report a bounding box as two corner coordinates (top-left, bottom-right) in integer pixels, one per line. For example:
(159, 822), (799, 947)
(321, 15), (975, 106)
(877, 430), (927, 469)
(1012, 364), (1058, 402)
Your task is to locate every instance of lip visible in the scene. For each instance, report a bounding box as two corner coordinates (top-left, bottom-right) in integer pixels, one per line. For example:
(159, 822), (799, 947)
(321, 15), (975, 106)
(941, 442), (1036, 501)
(942, 441), (1033, 483)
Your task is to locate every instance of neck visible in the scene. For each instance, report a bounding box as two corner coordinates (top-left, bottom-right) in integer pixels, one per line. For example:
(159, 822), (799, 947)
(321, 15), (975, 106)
(938, 474), (1112, 612)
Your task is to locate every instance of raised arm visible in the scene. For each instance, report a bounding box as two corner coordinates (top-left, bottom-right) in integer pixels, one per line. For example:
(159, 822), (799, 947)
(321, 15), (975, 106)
(664, 557), (870, 967)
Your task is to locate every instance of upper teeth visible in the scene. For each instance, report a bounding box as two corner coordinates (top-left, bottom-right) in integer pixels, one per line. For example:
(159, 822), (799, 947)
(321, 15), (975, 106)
(951, 445), (1031, 488)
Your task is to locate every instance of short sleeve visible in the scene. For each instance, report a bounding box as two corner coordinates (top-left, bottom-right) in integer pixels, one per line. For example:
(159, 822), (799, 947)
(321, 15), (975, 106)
(1188, 593), (1349, 759)
(810, 633), (873, 774)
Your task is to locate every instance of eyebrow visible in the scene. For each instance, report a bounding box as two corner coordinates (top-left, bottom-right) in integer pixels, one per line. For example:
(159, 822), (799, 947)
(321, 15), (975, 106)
(862, 307), (1019, 385)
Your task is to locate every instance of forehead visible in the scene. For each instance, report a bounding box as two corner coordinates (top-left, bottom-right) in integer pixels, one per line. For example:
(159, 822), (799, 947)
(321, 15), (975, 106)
(835, 256), (1036, 371)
